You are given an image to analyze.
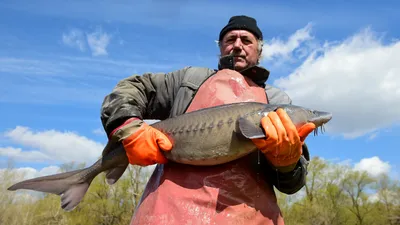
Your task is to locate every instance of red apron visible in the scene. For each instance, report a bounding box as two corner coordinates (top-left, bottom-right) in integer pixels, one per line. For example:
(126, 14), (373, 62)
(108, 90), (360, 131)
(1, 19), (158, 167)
(130, 69), (285, 225)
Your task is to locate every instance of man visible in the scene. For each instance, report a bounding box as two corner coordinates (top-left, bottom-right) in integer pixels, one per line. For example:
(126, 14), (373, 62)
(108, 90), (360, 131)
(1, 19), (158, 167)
(101, 15), (315, 224)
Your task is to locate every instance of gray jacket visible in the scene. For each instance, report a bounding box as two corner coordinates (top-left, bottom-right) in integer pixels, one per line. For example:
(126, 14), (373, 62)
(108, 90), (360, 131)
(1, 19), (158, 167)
(100, 66), (309, 194)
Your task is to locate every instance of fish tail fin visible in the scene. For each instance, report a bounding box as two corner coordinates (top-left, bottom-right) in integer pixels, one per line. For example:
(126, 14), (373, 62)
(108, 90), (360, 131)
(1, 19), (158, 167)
(7, 168), (94, 211)
(60, 178), (94, 211)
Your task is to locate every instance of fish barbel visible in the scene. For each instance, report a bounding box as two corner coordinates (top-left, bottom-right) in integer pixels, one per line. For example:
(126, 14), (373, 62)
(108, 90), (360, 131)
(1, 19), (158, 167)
(7, 102), (332, 211)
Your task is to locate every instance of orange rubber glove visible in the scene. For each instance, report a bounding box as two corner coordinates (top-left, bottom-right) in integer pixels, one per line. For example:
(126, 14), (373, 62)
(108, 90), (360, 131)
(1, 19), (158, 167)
(252, 108), (316, 172)
(109, 118), (173, 166)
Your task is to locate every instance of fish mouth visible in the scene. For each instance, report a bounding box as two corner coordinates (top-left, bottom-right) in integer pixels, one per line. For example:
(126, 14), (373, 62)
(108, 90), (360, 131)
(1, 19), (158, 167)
(308, 110), (333, 136)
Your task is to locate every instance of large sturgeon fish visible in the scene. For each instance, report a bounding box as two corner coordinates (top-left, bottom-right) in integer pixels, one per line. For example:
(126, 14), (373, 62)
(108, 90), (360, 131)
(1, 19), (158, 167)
(7, 102), (332, 211)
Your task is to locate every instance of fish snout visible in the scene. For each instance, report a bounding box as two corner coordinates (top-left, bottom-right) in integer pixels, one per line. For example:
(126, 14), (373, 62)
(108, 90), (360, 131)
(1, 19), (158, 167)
(309, 110), (333, 127)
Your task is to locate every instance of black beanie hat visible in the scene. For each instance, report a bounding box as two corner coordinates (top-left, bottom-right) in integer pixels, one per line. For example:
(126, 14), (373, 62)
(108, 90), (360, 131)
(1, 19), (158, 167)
(219, 15), (263, 41)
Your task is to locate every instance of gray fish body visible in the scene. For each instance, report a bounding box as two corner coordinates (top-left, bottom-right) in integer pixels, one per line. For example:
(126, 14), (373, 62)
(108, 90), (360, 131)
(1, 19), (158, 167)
(156, 102), (280, 165)
(156, 102), (331, 165)
(7, 102), (332, 211)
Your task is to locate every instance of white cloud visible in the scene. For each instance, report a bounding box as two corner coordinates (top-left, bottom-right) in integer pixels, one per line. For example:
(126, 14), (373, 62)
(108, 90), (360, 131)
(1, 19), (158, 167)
(368, 132), (378, 141)
(0, 55), (183, 105)
(1, 166), (61, 181)
(367, 192), (380, 203)
(92, 128), (106, 136)
(262, 23), (315, 65)
(86, 28), (111, 56)
(0, 57), (67, 75)
(0, 147), (51, 162)
(2, 126), (104, 164)
(92, 120), (158, 137)
(62, 29), (86, 52)
(61, 27), (111, 57)
(144, 119), (160, 125)
(273, 27), (400, 138)
(354, 156), (391, 177)
(0, 166), (61, 202)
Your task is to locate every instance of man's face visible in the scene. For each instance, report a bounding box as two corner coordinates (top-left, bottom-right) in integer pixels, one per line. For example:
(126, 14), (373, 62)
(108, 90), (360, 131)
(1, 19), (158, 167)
(219, 30), (260, 71)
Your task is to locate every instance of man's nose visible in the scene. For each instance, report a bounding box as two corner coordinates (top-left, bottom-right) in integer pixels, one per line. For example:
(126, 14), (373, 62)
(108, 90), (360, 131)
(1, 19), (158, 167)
(233, 38), (243, 49)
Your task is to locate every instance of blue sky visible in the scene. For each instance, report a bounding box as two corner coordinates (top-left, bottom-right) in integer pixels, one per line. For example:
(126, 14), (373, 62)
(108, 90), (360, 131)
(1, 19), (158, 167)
(1, 0), (399, 180)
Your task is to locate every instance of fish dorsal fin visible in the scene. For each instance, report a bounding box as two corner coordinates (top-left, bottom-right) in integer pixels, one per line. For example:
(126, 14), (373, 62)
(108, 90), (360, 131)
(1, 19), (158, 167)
(238, 117), (266, 139)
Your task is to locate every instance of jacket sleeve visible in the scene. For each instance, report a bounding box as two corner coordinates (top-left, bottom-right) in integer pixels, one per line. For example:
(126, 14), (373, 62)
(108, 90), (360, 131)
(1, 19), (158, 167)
(100, 67), (189, 136)
(264, 84), (310, 194)
(269, 144), (310, 194)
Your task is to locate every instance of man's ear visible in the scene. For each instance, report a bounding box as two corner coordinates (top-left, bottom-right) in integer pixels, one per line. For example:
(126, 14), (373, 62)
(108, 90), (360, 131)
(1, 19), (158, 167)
(257, 47), (263, 64)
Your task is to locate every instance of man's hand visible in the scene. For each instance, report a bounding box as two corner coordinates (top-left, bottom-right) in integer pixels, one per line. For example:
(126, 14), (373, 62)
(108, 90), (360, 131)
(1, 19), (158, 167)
(110, 118), (173, 166)
(252, 108), (316, 172)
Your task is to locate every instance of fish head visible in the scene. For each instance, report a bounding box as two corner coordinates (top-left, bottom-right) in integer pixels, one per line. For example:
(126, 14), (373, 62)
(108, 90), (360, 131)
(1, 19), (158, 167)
(261, 104), (332, 133)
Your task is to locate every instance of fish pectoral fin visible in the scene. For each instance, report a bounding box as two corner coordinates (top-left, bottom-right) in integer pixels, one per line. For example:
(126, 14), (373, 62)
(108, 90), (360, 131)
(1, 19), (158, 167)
(238, 117), (266, 139)
(105, 163), (128, 185)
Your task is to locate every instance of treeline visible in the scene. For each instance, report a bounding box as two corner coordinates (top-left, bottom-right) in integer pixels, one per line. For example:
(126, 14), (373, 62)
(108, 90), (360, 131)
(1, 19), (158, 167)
(1, 157), (399, 225)
(0, 162), (152, 225)
(277, 157), (400, 225)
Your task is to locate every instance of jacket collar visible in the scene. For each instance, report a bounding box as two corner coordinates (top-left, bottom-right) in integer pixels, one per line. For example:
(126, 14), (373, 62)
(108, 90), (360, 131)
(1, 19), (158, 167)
(239, 65), (270, 87)
(217, 55), (270, 87)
